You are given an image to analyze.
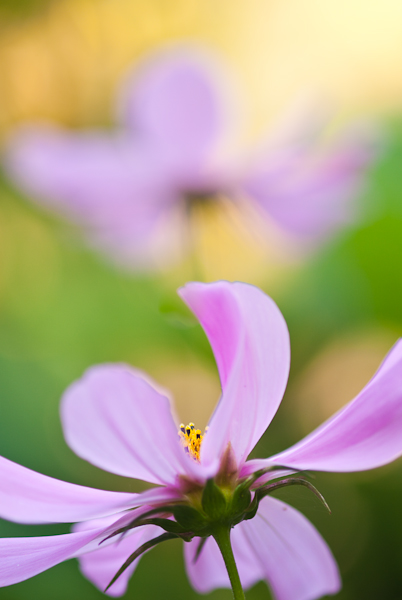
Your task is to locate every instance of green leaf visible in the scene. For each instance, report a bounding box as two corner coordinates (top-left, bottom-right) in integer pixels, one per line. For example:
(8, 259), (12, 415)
(202, 479), (227, 520)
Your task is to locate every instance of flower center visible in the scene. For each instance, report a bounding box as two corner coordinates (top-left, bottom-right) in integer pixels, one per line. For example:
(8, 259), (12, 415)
(178, 422), (208, 462)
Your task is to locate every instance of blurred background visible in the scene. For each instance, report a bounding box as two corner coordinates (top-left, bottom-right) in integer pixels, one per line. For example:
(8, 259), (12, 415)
(2, 1), (402, 599)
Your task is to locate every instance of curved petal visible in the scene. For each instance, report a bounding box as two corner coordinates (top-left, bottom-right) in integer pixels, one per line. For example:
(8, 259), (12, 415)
(184, 522), (264, 593)
(0, 528), (105, 588)
(179, 281), (290, 468)
(61, 364), (211, 486)
(269, 339), (402, 472)
(0, 456), (182, 525)
(242, 496), (340, 600)
(132, 485), (183, 507)
(118, 49), (227, 181)
(243, 130), (372, 240)
(5, 127), (178, 268)
(74, 518), (160, 597)
(0, 455), (141, 524)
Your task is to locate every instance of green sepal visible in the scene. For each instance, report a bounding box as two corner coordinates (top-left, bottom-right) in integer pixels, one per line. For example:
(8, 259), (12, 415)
(257, 478), (331, 514)
(242, 494), (259, 521)
(100, 504), (179, 544)
(202, 478), (227, 520)
(139, 517), (189, 534)
(247, 465), (288, 484)
(105, 532), (178, 592)
(230, 483), (252, 518)
(172, 505), (207, 532)
(192, 536), (208, 563)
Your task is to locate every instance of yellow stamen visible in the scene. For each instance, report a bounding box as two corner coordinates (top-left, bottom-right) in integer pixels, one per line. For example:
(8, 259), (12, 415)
(178, 422), (207, 462)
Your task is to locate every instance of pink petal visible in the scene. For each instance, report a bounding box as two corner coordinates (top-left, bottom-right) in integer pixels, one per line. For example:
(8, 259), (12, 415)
(131, 485), (183, 507)
(179, 282), (290, 469)
(71, 493), (184, 559)
(72, 506), (155, 555)
(5, 127), (178, 269)
(0, 528), (104, 588)
(118, 49), (226, 183)
(269, 339), (402, 472)
(243, 131), (372, 241)
(242, 496), (340, 600)
(74, 518), (160, 597)
(0, 455), (141, 524)
(61, 364), (211, 486)
(184, 522), (264, 593)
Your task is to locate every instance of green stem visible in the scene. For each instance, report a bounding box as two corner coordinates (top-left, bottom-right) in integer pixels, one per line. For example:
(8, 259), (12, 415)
(185, 201), (205, 283)
(212, 526), (246, 600)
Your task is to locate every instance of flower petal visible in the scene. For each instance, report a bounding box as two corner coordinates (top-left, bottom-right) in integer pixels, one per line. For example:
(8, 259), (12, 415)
(0, 455), (142, 524)
(0, 528), (104, 588)
(73, 517), (160, 597)
(269, 339), (402, 472)
(184, 522), (264, 593)
(243, 130), (372, 241)
(5, 127), (178, 268)
(179, 281), (290, 468)
(61, 364), (209, 485)
(242, 496), (340, 600)
(118, 49), (226, 181)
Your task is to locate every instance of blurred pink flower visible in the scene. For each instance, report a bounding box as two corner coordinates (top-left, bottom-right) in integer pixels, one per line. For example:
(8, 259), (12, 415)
(4, 48), (373, 270)
(1, 281), (402, 599)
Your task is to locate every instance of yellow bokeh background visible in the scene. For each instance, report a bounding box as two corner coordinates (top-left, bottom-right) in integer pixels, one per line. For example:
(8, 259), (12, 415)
(2, 0), (402, 136)
(2, 0), (402, 284)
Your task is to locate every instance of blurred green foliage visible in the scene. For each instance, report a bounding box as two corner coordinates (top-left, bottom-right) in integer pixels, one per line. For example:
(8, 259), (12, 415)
(0, 0), (52, 18)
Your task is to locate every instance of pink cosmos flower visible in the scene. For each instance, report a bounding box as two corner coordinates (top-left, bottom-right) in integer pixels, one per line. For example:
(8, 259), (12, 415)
(4, 48), (373, 270)
(1, 281), (402, 599)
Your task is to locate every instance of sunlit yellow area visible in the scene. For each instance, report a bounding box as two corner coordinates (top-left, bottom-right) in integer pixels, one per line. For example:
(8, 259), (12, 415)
(292, 330), (398, 435)
(0, 189), (60, 325)
(140, 357), (220, 432)
(2, 0), (402, 135)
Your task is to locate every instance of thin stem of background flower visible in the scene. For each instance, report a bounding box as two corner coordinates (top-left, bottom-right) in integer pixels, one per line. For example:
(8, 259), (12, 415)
(212, 526), (246, 600)
(185, 199), (206, 283)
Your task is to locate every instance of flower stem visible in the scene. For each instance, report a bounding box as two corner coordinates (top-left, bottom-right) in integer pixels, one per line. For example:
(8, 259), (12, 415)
(212, 526), (246, 600)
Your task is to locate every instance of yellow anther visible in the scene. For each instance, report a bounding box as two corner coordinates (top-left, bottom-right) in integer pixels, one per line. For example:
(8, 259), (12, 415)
(178, 422), (206, 462)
